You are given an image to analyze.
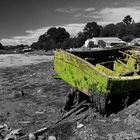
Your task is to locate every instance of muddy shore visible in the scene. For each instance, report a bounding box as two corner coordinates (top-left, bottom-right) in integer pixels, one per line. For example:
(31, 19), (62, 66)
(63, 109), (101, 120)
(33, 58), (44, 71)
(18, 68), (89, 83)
(0, 56), (140, 139)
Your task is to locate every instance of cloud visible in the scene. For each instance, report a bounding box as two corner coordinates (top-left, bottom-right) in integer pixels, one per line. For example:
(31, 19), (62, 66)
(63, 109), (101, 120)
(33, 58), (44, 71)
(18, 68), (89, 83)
(84, 8), (96, 12)
(56, 7), (95, 14)
(72, 6), (140, 25)
(63, 23), (85, 36)
(97, 7), (140, 24)
(0, 24), (85, 46)
(56, 8), (82, 14)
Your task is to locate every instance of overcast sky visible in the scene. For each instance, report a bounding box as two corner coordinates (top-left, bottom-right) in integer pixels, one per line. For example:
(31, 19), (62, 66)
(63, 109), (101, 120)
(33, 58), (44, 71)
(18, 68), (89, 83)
(0, 0), (140, 45)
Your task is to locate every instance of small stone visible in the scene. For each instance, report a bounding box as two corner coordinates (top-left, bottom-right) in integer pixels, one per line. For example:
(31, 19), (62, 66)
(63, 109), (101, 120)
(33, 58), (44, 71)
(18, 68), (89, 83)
(97, 119), (106, 123)
(112, 117), (120, 123)
(35, 111), (44, 114)
(48, 135), (56, 140)
(77, 123), (84, 129)
(29, 133), (36, 140)
(37, 89), (43, 94)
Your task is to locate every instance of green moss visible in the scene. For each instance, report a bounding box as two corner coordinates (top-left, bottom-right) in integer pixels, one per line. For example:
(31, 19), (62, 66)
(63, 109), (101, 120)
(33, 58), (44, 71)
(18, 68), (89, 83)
(96, 64), (117, 76)
(54, 50), (140, 96)
(126, 57), (136, 69)
(113, 60), (133, 75)
(54, 50), (109, 96)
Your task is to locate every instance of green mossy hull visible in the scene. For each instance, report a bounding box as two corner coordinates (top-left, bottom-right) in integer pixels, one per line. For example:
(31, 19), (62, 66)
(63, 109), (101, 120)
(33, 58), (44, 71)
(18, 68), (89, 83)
(54, 50), (140, 96)
(54, 50), (109, 96)
(54, 48), (140, 114)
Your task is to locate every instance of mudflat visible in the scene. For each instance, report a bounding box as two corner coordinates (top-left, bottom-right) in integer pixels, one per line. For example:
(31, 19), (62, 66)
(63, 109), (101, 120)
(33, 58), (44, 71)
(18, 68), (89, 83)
(0, 55), (140, 139)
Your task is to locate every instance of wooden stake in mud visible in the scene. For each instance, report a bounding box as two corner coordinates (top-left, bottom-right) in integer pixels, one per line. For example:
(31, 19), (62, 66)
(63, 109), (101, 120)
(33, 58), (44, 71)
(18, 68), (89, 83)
(17, 100), (87, 140)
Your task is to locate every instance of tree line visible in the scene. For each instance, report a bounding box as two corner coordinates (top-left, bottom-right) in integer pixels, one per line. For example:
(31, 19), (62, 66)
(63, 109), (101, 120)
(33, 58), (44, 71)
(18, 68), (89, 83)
(30, 15), (140, 51)
(1, 15), (140, 51)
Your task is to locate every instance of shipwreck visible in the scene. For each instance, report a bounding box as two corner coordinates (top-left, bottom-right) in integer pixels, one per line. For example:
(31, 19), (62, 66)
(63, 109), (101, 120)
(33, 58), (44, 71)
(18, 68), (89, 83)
(54, 46), (140, 114)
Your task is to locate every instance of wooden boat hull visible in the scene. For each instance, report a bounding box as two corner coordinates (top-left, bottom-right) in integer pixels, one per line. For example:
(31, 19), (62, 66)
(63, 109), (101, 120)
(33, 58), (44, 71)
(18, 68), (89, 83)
(54, 47), (140, 114)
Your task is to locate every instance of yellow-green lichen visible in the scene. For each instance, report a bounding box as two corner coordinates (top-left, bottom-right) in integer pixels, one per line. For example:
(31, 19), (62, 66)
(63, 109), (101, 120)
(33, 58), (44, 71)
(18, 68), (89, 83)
(54, 49), (140, 96)
(54, 50), (109, 96)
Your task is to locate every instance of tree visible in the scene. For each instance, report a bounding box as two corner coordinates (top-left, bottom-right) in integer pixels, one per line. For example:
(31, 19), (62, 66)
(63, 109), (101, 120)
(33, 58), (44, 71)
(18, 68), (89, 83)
(31, 42), (43, 50)
(38, 34), (47, 42)
(46, 27), (70, 44)
(31, 27), (70, 51)
(43, 39), (56, 51)
(116, 22), (127, 39)
(83, 22), (102, 38)
(132, 23), (140, 37)
(0, 43), (5, 50)
(61, 38), (77, 50)
(122, 34), (135, 42)
(75, 32), (87, 48)
(99, 24), (117, 37)
(123, 15), (133, 25)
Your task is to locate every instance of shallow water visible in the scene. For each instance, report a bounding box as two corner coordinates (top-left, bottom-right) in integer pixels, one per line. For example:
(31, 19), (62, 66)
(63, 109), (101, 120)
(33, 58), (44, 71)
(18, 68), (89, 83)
(0, 54), (53, 68)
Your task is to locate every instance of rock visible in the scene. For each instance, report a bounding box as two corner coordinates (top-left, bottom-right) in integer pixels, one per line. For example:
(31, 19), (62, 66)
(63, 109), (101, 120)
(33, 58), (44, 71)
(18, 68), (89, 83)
(35, 111), (44, 114)
(37, 89), (43, 94)
(112, 117), (120, 123)
(29, 133), (36, 140)
(48, 135), (56, 140)
(77, 122), (84, 129)
(97, 119), (106, 123)
(77, 123), (84, 129)
(110, 114), (116, 117)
